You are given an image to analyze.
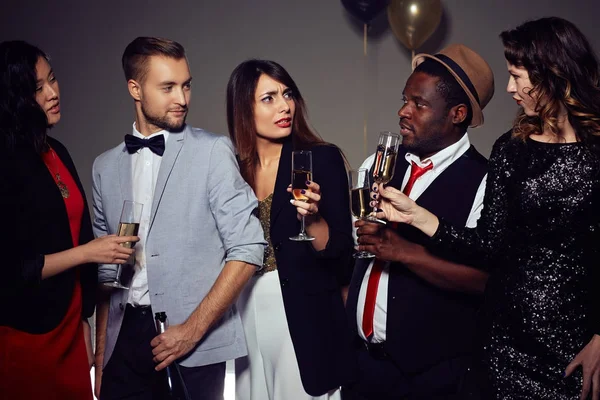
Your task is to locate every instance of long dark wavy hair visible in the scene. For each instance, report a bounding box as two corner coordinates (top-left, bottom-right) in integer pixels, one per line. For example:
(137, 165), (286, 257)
(226, 59), (327, 189)
(0, 40), (50, 154)
(500, 17), (600, 142)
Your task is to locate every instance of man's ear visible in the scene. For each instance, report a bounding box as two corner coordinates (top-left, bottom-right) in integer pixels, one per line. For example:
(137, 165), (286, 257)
(128, 79), (142, 101)
(450, 103), (469, 125)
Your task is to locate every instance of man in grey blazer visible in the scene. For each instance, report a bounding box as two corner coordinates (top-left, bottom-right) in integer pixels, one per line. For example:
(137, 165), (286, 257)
(93, 37), (265, 400)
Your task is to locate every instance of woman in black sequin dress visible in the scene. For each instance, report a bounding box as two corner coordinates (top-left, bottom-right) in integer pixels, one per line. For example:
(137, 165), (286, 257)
(371, 17), (600, 399)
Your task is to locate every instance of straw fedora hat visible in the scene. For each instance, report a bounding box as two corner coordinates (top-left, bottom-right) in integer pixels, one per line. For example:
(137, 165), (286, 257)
(412, 44), (494, 128)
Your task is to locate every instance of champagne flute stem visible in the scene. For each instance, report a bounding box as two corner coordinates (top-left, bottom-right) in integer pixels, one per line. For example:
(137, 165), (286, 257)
(300, 215), (307, 236)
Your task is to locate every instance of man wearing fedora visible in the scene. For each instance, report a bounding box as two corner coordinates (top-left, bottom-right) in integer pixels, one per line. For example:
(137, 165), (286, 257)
(343, 44), (495, 399)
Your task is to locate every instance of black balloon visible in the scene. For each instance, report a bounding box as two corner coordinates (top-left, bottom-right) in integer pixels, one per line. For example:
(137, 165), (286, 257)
(341, 0), (389, 24)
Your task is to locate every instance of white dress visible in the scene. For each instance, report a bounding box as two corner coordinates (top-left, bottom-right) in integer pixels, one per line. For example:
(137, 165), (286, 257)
(235, 195), (341, 400)
(235, 271), (341, 400)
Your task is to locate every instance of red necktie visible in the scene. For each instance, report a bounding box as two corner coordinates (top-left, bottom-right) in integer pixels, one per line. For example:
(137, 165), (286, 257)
(361, 160), (433, 339)
(402, 161), (433, 198)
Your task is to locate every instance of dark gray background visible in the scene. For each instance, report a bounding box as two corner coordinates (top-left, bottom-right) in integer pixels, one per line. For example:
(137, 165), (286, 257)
(2, 0), (599, 196)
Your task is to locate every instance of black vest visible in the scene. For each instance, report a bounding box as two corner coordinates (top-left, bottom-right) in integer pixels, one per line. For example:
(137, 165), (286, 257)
(358, 144), (487, 374)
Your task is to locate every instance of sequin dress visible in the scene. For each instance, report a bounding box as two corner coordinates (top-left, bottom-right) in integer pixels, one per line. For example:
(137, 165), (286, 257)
(256, 193), (277, 274)
(430, 131), (600, 399)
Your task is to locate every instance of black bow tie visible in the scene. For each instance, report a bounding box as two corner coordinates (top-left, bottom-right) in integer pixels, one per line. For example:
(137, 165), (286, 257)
(124, 134), (165, 156)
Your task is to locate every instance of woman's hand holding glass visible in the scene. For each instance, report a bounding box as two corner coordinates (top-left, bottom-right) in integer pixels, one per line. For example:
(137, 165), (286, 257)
(81, 234), (138, 265)
(287, 180), (321, 220)
(371, 182), (439, 237)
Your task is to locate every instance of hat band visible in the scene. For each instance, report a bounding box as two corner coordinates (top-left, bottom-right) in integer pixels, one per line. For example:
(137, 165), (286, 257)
(434, 53), (480, 105)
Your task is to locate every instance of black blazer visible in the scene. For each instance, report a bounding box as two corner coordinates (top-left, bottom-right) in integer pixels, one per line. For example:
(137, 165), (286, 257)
(268, 138), (357, 395)
(0, 137), (97, 334)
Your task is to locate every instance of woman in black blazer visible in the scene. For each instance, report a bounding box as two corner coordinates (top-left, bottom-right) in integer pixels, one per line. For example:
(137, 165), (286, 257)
(0, 41), (137, 399)
(227, 59), (356, 399)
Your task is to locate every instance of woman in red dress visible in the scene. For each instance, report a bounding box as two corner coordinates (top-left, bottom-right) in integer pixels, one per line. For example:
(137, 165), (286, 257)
(0, 41), (139, 399)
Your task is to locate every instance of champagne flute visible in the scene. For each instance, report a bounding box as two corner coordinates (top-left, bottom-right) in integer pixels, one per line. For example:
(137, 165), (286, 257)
(103, 200), (143, 289)
(289, 150), (315, 241)
(349, 168), (375, 259)
(369, 131), (401, 223)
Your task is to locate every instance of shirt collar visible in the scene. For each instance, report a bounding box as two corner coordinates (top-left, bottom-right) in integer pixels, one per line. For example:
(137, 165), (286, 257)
(132, 122), (170, 144)
(404, 132), (470, 173)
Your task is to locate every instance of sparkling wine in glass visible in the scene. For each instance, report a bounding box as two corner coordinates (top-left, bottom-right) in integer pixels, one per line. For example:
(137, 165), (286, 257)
(290, 150), (315, 241)
(369, 131), (401, 223)
(103, 200), (143, 289)
(349, 168), (375, 259)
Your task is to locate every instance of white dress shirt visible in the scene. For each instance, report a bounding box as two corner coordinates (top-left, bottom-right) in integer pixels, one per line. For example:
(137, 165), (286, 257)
(127, 123), (170, 306)
(356, 133), (487, 342)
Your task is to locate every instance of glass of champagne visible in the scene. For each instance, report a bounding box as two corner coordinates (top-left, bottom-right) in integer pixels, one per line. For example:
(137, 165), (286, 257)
(289, 150), (315, 241)
(103, 200), (143, 289)
(349, 168), (375, 259)
(369, 131), (401, 223)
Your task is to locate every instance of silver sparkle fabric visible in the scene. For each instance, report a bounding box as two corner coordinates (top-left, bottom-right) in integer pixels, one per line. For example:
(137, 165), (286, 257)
(429, 131), (600, 399)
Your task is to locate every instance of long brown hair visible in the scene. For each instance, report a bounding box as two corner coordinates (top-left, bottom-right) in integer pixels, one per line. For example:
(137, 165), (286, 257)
(500, 17), (600, 142)
(226, 59), (325, 188)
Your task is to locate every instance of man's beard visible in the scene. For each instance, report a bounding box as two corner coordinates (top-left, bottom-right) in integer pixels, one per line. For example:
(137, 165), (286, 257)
(402, 117), (448, 158)
(141, 104), (187, 132)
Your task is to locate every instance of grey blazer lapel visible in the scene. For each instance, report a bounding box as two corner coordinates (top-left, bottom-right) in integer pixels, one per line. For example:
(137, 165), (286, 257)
(118, 146), (133, 211)
(148, 128), (186, 233)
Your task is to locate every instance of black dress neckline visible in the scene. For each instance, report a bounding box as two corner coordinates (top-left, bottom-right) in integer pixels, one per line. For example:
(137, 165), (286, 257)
(526, 135), (583, 147)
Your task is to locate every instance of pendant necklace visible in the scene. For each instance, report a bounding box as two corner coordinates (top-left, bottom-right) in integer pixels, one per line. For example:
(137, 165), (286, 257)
(49, 148), (70, 199)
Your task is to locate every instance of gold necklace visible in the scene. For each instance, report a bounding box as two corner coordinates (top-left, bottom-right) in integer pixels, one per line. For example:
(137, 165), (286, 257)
(49, 148), (70, 199)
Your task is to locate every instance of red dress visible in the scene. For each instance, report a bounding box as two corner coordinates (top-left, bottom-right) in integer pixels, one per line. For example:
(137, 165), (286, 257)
(0, 147), (93, 399)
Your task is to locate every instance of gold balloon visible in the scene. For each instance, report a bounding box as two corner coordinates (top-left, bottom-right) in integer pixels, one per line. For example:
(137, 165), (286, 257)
(387, 0), (442, 51)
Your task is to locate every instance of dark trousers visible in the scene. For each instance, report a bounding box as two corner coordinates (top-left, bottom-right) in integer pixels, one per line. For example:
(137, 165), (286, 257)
(342, 343), (410, 400)
(342, 341), (481, 400)
(100, 305), (225, 400)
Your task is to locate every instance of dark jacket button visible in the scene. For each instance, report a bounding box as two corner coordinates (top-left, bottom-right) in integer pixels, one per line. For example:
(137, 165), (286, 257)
(274, 242), (281, 252)
(281, 278), (289, 287)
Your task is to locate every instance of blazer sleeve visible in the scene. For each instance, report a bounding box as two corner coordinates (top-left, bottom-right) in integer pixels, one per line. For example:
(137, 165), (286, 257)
(0, 149), (45, 294)
(91, 155), (118, 284)
(311, 145), (354, 282)
(207, 136), (266, 268)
